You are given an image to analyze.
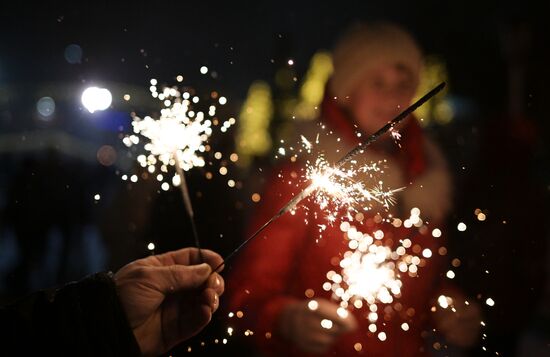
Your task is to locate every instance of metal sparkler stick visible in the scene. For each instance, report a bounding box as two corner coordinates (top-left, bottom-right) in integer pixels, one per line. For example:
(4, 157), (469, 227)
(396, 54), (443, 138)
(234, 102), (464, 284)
(213, 82), (446, 273)
(334, 82), (446, 168)
(174, 154), (204, 262)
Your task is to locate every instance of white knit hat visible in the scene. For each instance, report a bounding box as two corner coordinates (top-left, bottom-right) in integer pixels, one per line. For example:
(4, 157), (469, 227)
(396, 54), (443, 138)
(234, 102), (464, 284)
(330, 22), (423, 100)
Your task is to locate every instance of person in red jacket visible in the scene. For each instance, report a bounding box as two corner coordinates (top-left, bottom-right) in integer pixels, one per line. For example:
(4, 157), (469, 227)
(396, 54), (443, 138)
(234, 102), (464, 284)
(227, 22), (477, 356)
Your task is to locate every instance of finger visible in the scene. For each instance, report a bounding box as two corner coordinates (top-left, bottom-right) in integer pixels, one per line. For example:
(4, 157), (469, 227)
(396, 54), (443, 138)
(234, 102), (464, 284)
(300, 343), (331, 355)
(206, 272), (225, 296)
(201, 288), (219, 312)
(314, 300), (357, 333)
(155, 248), (224, 270)
(314, 299), (341, 321)
(336, 311), (358, 332)
(304, 316), (344, 337)
(179, 302), (212, 339)
(300, 333), (335, 354)
(301, 307), (349, 337)
(188, 248), (224, 269)
(155, 263), (212, 293)
(310, 333), (336, 349)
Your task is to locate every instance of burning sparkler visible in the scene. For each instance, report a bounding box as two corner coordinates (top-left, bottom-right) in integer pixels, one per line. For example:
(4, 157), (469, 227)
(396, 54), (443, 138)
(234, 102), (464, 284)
(123, 77), (236, 256)
(213, 82), (446, 272)
(305, 154), (404, 216)
(324, 207), (433, 334)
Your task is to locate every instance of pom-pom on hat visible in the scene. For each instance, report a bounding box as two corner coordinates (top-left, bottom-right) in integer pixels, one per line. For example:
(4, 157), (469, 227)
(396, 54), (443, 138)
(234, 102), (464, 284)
(330, 22), (423, 101)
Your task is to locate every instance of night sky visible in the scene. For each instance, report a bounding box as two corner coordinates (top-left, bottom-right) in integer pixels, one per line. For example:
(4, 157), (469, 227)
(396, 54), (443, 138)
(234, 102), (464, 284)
(1, 0), (545, 105)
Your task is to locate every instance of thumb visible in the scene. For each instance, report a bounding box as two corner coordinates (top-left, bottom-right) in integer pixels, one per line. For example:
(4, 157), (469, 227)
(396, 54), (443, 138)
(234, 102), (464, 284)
(157, 263), (212, 293)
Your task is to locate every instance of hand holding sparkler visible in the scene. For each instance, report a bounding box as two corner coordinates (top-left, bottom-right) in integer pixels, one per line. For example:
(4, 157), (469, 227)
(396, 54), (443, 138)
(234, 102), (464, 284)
(115, 247), (224, 356)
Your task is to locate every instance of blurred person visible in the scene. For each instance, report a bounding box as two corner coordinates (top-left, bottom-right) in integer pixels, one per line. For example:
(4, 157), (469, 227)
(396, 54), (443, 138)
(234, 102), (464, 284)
(0, 247), (224, 356)
(4, 156), (53, 294)
(227, 22), (479, 356)
(5, 151), (92, 294)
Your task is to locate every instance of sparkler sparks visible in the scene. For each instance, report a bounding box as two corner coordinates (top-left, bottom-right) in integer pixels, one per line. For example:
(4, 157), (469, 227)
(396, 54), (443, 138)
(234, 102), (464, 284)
(124, 82), (214, 174)
(213, 82), (445, 273)
(123, 76), (236, 254)
(272, 131), (404, 228)
(390, 128), (402, 141)
(324, 209), (434, 333)
(305, 154), (404, 217)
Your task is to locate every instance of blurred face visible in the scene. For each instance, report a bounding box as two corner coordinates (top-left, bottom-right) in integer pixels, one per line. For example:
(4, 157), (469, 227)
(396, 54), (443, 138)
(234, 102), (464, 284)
(347, 63), (418, 134)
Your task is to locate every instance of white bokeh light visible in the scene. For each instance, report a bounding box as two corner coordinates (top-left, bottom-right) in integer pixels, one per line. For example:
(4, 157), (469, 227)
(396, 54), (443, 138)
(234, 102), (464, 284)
(81, 87), (112, 113)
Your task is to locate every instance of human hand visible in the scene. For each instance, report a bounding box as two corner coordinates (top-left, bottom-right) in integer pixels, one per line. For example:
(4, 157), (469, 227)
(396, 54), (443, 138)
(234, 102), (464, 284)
(278, 298), (358, 354)
(114, 248), (224, 356)
(433, 293), (482, 348)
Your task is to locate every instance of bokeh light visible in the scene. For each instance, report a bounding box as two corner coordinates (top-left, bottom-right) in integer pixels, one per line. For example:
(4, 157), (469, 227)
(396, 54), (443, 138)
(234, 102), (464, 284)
(96, 145), (117, 166)
(36, 96), (55, 119)
(81, 87), (112, 113)
(64, 44), (83, 64)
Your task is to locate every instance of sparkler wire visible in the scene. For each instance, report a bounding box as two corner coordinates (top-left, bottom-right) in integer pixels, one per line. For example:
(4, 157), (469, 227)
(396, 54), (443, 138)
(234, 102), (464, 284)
(334, 82), (446, 169)
(174, 156), (204, 262)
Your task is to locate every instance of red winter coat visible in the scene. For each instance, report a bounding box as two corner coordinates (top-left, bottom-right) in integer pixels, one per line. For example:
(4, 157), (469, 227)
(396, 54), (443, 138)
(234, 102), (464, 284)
(227, 94), (450, 357)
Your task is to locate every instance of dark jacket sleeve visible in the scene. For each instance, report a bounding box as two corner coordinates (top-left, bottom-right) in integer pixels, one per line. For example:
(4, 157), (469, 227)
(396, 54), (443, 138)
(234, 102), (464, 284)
(0, 272), (141, 356)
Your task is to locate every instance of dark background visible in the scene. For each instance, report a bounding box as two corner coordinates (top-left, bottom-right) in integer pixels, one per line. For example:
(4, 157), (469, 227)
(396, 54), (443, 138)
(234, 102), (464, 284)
(0, 1), (548, 356)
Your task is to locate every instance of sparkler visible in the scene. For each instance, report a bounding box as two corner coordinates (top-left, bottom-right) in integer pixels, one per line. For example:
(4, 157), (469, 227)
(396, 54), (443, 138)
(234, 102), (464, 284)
(324, 209), (432, 333)
(213, 82), (446, 273)
(174, 157), (202, 254)
(123, 78), (235, 259)
(305, 155), (404, 217)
